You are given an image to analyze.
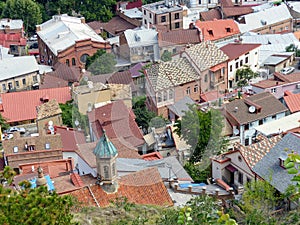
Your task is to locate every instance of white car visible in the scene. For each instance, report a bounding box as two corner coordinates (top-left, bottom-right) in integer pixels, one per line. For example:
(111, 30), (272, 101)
(29, 34), (37, 41)
(2, 133), (13, 140)
(280, 67), (295, 75)
(7, 127), (26, 134)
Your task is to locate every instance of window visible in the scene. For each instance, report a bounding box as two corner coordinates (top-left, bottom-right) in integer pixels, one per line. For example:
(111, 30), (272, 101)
(247, 177), (251, 183)
(144, 19), (147, 25)
(33, 75), (38, 83)
(161, 16), (166, 23)
(259, 119), (263, 125)
(80, 54), (89, 63)
(173, 48), (176, 54)
(245, 124), (249, 130)
(245, 138), (249, 146)
(112, 163), (116, 176)
(149, 13), (152, 19)
(255, 52), (258, 55)
(238, 156), (242, 162)
(8, 82), (12, 90)
(235, 73), (239, 81)
(271, 88), (277, 93)
(163, 91), (167, 101)
(194, 84), (198, 93)
(169, 89), (173, 99)
(230, 65), (232, 72)
(104, 166), (109, 179)
(72, 58), (76, 66)
(272, 115), (276, 119)
(45, 143), (50, 150)
(22, 78), (26, 85)
(186, 87), (191, 95)
(226, 27), (231, 33)
(208, 30), (213, 36)
(2, 84), (6, 91)
(13, 146), (18, 153)
(235, 62), (239, 69)
(66, 59), (70, 66)
(204, 74), (208, 82)
(199, 0), (201, 4)
(28, 145), (35, 151)
(144, 10), (146, 15)
(285, 26), (289, 30)
(245, 57), (249, 64)
(15, 81), (19, 88)
(175, 22), (180, 29)
(157, 92), (162, 103)
(240, 60), (243, 67)
(175, 13), (179, 19)
(238, 172), (243, 185)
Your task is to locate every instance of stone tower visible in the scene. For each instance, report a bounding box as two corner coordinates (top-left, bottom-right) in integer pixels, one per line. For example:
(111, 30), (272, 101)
(93, 130), (118, 185)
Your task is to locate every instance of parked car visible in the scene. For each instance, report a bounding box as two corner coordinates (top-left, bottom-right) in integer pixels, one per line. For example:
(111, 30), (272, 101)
(280, 67), (295, 75)
(2, 133), (13, 140)
(29, 34), (37, 41)
(7, 127), (26, 134)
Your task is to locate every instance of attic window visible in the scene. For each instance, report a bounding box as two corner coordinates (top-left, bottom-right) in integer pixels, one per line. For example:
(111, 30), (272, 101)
(208, 29), (213, 36)
(226, 27), (231, 33)
(13, 146), (18, 153)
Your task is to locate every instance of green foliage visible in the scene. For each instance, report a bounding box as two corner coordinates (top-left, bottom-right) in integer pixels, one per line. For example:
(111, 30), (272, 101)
(161, 50), (172, 62)
(0, 185), (78, 225)
(0, 113), (9, 132)
(87, 52), (117, 75)
(2, 0), (42, 32)
(285, 151), (300, 197)
(85, 49), (106, 69)
(236, 66), (259, 88)
(286, 44), (300, 57)
(59, 100), (88, 131)
(132, 96), (156, 131)
(184, 162), (211, 183)
(175, 105), (228, 163)
(0, 166), (16, 185)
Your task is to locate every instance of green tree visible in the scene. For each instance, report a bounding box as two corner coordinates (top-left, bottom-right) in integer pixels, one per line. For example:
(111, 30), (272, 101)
(2, 0), (42, 32)
(85, 49), (106, 69)
(284, 151), (300, 198)
(183, 162), (211, 183)
(0, 184), (78, 224)
(74, 0), (116, 22)
(0, 166), (16, 185)
(59, 100), (88, 131)
(132, 96), (155, 131)
(87, 52), (117, 75)
(0, 113), (9, 132)
(175, 105), (227, 163)
(286, 44), (300, 57)
(236, 66), (258, 88)
(161, 50), (172, 62)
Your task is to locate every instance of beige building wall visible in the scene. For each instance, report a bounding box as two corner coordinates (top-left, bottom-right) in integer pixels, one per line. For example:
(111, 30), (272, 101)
(37, 114), (63, 132)
(0, 71), (40, 93)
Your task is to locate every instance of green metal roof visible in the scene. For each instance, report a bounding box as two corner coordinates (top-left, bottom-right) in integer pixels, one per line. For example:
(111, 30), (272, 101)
(93, 131), (118, 158)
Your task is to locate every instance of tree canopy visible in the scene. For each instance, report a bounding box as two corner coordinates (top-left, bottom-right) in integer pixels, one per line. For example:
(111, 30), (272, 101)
(236, 66), (258, 88)
(1, 0), (42, 32)
(175, 105), (228, 163)
(132, 96), (155, 132)
(86, 51), (117, 75)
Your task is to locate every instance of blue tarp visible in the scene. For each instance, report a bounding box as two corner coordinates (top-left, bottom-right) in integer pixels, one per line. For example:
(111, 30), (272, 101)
(30, 175), (55, 191)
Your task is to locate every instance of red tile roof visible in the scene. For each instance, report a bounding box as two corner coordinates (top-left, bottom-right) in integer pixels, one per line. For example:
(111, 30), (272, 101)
(70, 173), (84, 187)
(252, 72), (300, 89)
(88, 101), (145, 148)
(55, 126), (86, 151)
(158, 29), (201, 47)
(200, 9), (222, 21)
(195, 19), (240, 41)
(70, 167), (173, 207)
(52, 62), (82, 83)
(0, 87), (72, 123)
(284, 92), (300, 113)
(142, 152), (163, 161)
(220, 0), (234, 7)
(220, 43), (261, 60)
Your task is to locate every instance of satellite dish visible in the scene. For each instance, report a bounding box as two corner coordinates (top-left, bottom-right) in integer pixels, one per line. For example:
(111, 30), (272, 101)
(87, 81), (93, 89)
(249, 105), (256, 113)
(48, 120), (53, 126)
(233, 128), (240, 135)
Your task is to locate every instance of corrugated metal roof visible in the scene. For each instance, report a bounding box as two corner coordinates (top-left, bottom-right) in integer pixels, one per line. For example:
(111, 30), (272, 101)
(0, 86), (71, 123)
(238, 4), (292, 33)
(0, 56), (39, 80)
(124, 28), (158, 48)
(37, 14), (106, 56)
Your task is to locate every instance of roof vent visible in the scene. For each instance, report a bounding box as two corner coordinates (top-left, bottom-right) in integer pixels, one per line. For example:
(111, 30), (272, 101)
(234, 106), (238, 112)
(261, 20), (267, 25)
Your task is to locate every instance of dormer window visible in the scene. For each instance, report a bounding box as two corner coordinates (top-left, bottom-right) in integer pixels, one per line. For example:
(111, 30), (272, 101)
(208, 29), (213, 36)
(13, 146), (18, 153)
(226, 27), (231, 33)
(45, 143), (50, 150)
(279, 151), (288, 169)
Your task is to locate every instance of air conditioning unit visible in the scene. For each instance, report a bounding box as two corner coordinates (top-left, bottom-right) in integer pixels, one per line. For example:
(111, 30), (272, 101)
(296, 84), (300, 89)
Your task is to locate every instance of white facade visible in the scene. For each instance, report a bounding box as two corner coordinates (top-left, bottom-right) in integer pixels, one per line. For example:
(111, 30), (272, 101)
(234, 111), (286, 145)
(227, 47), (260, 89)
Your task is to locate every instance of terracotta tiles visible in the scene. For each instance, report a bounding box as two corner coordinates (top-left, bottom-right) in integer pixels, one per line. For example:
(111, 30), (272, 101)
(70, 173), (84, 187)
(55, 126), (86, 151)
(158, 29), (201, 47)
(142, 152), (163, 161)
(69, 167), (173, 207)
(220, 43), (261, 61)
(284, 92), (300, 113)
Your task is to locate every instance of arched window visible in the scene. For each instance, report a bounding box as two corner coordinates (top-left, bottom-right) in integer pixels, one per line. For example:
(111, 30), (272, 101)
(66, 59), (69, 66)
(80, 54), (89, 63)
(72, 58), (76, 66)
(104, 166), (109, 179)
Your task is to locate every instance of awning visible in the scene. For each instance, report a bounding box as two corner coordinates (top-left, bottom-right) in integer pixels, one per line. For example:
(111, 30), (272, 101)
(225, 164), (238, 173)
(210, 63), (226, 72)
